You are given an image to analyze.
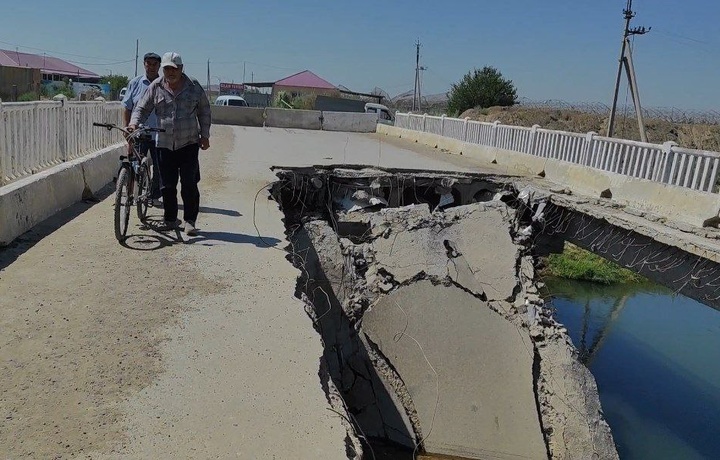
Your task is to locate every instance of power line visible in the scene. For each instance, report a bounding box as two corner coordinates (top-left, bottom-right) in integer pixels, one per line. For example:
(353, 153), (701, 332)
(652, 30), (720, 57)
(0, 38), (131, 63)
(652, 28), (708, 45)
(205, 59), (300, 72)
(65, 58), (135, 67)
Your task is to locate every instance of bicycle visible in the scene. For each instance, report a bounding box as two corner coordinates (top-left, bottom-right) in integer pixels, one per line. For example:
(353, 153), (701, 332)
(92, 122), (165, 241)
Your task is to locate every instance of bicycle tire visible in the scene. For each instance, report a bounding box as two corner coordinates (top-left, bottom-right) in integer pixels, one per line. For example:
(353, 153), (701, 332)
(136, 162), (150, 222)
(114, 167), (131, 241)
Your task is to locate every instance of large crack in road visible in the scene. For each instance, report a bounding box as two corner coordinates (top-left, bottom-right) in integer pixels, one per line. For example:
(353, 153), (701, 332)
(271, 165), (619, 460)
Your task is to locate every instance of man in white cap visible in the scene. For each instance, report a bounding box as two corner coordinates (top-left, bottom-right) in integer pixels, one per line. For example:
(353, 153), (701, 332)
(129, 51), (211, 236)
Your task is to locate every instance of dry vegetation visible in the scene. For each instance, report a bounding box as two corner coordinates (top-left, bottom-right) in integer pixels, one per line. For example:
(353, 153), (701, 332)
(460, 106), (720, 151)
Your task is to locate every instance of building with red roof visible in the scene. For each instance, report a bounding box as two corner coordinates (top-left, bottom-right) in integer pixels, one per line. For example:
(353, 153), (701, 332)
(230, 70), (381, 109)
(0, 49), (99, 80)
(271, 70), (340, 100)
(0, 49), (100, 100)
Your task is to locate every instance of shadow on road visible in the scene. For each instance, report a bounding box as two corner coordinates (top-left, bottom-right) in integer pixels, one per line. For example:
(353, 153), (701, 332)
(0, 186), (114, 272)
(176, 203), (243, 217)
(120, 234), (175, 251)
(199, 206), (242, 217)
(184, 231), (281, 247)
(123, 217), (281, 249)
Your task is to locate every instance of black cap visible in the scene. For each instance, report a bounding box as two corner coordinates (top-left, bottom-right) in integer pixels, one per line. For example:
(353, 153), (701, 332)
(143, 52), (161, 62)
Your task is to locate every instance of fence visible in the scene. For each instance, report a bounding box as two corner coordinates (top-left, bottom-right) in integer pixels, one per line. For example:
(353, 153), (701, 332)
(0, 100), (123, 186)
(395, 113), (720, 193)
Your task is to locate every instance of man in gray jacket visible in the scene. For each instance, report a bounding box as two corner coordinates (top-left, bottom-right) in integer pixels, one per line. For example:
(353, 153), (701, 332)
(129, 52), (211, 236)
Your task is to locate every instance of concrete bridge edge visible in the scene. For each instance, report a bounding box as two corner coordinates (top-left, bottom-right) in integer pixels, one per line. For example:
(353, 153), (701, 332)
(0, 143), (124, 246)
(377, 124), (720, 229)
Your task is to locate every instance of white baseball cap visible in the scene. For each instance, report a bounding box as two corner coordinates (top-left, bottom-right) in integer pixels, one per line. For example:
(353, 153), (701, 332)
(161, 52), (183, 68)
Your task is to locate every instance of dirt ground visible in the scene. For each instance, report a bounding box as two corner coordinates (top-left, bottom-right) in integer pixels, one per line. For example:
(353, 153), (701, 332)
(461, 106), (720, 151)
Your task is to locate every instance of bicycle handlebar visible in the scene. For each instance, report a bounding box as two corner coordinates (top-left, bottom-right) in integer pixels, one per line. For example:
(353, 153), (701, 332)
(92, 122), (166, 134)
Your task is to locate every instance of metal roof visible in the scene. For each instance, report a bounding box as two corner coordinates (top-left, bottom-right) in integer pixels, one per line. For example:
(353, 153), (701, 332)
(0, 49), (99, 79)
(274, 70), (337, 90)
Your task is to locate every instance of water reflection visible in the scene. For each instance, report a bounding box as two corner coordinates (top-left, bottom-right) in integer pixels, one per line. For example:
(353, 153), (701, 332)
(544, 278), (720, 460)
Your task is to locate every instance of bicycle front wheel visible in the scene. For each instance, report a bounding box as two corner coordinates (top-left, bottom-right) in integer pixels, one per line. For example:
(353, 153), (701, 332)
(136, 162), (150, 222)
(114, 167), (132, 241)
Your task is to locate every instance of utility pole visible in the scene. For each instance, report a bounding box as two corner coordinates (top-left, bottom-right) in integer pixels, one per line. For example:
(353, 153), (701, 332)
(207, 59), (211, 94)
(134, 39), (139, 77)
(607, 0), (650, 141)
(418, 64), (427, 112)
(412, 40), (420, 112)
(242, 62), (246, 95)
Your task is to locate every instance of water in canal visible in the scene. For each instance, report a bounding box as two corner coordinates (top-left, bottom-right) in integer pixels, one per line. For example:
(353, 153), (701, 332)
(544, 278), (720, 459)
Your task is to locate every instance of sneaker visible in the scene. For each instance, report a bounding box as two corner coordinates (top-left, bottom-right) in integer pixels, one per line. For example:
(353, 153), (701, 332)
(184, 221), (198, 236)
(159, 219), (179, 231)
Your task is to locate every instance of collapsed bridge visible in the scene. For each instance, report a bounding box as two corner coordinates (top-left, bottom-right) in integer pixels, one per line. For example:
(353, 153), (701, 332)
(270, 165), (621, 460)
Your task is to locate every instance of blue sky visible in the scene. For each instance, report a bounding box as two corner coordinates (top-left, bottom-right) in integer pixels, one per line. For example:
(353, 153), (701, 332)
(2, 0), (719, 110)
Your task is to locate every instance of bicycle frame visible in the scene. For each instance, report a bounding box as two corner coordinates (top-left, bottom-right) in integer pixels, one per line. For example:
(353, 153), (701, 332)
(92, 122), (165, 240)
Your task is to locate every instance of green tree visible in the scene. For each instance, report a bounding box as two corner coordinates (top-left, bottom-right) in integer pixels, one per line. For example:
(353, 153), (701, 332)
(55, 78), (76, 98)
(274, 91), (292, 108)
(99, 75), (130, 99)
(447, 66), (517, 116)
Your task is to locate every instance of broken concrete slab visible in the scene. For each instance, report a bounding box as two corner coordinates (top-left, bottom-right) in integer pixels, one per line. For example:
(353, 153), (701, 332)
(363, 281), (548, 459)
(534, 337), (618, 460)
(368, 203), (518, 301)
(272, 166), (619, 459)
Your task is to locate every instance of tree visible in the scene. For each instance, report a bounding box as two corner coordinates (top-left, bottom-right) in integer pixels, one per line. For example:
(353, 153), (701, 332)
(55, 78), (76, 98)
(99, 75), (130, 99)
(447, 66), (517, 115)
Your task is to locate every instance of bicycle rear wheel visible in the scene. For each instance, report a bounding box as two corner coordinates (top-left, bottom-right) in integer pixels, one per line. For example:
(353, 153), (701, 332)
(136, 162), (150, 222)
(114, 167), (132, 241)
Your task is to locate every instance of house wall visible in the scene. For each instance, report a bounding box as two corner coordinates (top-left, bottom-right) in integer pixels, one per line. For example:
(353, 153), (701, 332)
(271, 85), (340, 101)
(0, 66), (41, 101)
(314, 95), (367, 113)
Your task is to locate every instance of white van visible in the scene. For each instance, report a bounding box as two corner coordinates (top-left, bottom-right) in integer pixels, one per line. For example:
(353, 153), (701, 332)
(215, 95), (248, 107)
(364, 103), (394, 124)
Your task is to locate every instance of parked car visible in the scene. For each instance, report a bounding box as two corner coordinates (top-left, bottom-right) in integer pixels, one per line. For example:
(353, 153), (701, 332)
(364, 103), (394, 124)
(118, 87), (127, 101)
(215, 95), (248, 107)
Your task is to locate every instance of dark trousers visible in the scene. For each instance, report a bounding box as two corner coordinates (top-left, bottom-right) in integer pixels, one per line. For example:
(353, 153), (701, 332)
(138, 140), (161, 199)
(157, 143), (200, 224)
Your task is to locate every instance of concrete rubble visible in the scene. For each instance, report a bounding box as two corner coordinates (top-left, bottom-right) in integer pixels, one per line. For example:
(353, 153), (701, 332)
(271, 166), (619, 460)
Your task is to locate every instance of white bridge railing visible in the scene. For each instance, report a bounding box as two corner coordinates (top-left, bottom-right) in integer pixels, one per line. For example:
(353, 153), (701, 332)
(0, 100), (124, 186)
(395, 112), (720, 193)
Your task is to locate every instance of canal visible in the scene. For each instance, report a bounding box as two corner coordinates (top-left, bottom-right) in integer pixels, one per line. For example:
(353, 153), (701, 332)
(544, 278), (720, 459)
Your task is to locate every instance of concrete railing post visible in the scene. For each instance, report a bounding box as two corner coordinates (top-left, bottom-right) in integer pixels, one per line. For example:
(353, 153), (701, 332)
(528, 124), (539, 156)
(0, 99), (5, 186)
(463, 117), (469, 142)
(422, 113), (427, 132)
(58, 99), (68, 162)
(491, 120), (501, 147)
(661, 141), (678, 185)
(440, 114), (446, 137)
(583, 131), (597, 166)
